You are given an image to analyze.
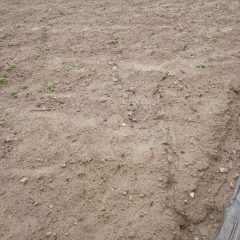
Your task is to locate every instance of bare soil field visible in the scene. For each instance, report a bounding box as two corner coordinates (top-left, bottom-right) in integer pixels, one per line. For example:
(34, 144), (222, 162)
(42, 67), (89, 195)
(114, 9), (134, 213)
(1, 0), (240, 239)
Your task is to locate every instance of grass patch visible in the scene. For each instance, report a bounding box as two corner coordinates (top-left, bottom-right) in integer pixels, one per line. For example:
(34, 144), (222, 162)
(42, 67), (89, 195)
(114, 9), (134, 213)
(65, 134), (71, 139)
(40, 16), (47, 22)
(47, 83), (54, 92)
(47, 95), (53, 101)
(16, 23), (24, 28)
(159, 12), (167, 17)
(111, 16), (120, 22)
(33, 53), (41, 59)
(10, 89), (17, 96)
(68, 63), (76, 69)
(21, 85), (28, 90)
(0, 32), (6, 40)
(5, 64), (15, 72)
(78, 169), (86, 178)
(108, 35), (118, 45)
(196, 64), (206, 69)
(0, 77), (8, 85)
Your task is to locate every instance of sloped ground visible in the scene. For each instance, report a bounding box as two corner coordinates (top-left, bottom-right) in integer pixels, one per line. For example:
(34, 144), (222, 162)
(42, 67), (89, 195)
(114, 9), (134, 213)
(1, 0), (240, 239)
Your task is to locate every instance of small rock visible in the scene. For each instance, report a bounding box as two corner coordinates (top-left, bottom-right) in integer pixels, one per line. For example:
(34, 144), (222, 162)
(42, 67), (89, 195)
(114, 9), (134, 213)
(113, 77), (119, 82)
(126, 87), (136, 94)
(234, 173), (239, 179)
(20, 177), (28, 184)
(189, 192), (195, 198)
(139, 193), (145, 198)
(219, 167), (228, 173)
(100, 207), (106, 212)
(46, 232), (51, 237)
(60, 163), (66, 168)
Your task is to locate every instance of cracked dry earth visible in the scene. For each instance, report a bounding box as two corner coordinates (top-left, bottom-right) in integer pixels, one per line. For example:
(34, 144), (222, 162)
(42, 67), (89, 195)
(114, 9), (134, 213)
(1, 0), (240, 240)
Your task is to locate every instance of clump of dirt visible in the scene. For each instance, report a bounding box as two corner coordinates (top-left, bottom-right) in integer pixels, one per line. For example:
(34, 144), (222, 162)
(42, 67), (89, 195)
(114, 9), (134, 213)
(1, 0), (240, 240)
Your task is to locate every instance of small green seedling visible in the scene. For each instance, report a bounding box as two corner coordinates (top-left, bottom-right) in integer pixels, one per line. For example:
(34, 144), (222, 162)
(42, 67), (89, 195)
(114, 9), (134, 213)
(111, 16), (120, 22)
(40, 16), (47, 22)
(33, 53), (40, 59)
(160, 12), (166, 17)
(0, 77), (8, 85)
(68, 64), (76, 69)
(47, 95), (53, 101)
(109, 35), (118, 45)
(65, 134), (71, 139)
(47, 83), (54, 92)
(10, 89), (17, 96)
(196, 64), (206, 69)
(0, 32), (6, 39)
(16, 23), (23, 28)
(78, 169), (86, 178)
(21, 85), (28, 90)
(5, 64), (15, 72)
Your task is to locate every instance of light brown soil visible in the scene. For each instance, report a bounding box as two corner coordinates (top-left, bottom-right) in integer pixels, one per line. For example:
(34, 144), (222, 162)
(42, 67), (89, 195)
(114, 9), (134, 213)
(1, 0), (240, 239)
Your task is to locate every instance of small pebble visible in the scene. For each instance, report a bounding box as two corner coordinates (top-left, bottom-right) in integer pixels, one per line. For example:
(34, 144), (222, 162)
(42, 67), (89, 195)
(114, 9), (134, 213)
(34, 201), (40, 206)
(219, 167), (228, 173)
(60, 163), (66, 168)
(113, 77), (119, 82)
(20, 177), (28, 184)
(234, 173), (239, 179)
(46, 232), (51, 237)
(189, 192), (195, 198)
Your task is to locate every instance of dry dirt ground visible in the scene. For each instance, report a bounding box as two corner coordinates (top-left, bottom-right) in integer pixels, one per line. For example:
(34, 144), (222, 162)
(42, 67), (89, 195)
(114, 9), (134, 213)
(1, 0), (240, 239)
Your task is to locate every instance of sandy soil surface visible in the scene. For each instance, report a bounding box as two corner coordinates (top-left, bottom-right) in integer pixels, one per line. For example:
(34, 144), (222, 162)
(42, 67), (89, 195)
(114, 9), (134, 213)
(1, 0), (240, 239)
